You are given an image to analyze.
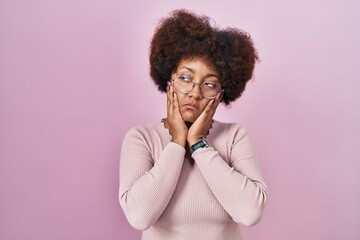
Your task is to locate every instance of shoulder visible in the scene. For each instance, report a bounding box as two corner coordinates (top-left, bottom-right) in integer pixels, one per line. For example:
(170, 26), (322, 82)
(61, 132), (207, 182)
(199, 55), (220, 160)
(212, 120), (257, 163)
(212, 119), (249, 139)
(122, 121), (170, 150)
(124, 121), (164, 140)
(121, 121), (170, 159)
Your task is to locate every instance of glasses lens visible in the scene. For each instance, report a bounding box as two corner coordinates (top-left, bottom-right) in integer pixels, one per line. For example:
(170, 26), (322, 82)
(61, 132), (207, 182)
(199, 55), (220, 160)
(173, 77), (193, 93)
(201, 82), (221, 98)
(173, 77), (221, 99)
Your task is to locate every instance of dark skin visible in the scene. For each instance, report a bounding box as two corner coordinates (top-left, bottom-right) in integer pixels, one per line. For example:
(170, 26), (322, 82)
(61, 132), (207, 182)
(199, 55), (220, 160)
(162, 57), (223, 165)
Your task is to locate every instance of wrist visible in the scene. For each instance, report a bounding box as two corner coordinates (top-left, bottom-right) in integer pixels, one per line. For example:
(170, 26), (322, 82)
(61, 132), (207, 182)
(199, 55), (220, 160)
(189, 138), (211, 155)
(171, 137), (187, 148)
(187, 138), (202, 147)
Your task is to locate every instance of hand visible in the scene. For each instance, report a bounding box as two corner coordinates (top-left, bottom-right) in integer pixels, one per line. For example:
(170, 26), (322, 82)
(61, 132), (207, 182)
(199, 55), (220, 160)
(187, 92), (222, 147)
(166, 81), (188, 147)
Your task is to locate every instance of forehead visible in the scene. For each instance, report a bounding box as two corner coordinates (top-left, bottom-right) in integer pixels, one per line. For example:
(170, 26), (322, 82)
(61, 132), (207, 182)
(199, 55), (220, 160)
(176, 57), (218, 75)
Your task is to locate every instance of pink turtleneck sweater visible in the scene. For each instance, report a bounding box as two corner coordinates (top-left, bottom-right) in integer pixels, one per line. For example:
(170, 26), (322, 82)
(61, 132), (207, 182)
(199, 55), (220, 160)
(119, 120), (267, 240)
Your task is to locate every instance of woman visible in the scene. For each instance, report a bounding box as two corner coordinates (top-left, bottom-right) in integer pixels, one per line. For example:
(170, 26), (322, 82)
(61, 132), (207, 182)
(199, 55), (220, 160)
(119, 9), (267, 240)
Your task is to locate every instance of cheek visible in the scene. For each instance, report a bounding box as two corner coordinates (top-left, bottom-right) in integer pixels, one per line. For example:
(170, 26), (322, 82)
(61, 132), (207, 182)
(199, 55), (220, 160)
(198, 100), (211, 113)
(175, 92), (185, 105)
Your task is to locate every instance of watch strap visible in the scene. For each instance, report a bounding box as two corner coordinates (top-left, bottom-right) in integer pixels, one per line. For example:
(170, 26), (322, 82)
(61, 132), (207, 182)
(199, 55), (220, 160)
(189, 139), (208, 155)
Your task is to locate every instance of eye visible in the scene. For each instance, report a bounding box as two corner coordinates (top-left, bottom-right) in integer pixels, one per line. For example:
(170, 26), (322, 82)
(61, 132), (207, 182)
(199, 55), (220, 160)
(178, 75), (192, 82)
(203, 81), (217, 88)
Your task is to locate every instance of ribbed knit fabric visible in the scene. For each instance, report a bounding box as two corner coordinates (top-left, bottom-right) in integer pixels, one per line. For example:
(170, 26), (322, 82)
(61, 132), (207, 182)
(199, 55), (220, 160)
(119, 120), (267, 240)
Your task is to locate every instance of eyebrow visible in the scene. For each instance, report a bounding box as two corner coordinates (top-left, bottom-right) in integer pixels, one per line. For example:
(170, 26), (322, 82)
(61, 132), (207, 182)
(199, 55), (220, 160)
(179, 66), (220, 79)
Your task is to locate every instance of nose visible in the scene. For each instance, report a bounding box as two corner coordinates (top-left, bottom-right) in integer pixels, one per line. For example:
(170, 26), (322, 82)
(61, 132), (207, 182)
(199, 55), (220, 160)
(188, 82), (202, 99)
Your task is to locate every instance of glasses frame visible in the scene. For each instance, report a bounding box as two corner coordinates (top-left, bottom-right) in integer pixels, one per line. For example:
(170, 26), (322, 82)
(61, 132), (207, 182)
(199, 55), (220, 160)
(171, 77), (223, 99)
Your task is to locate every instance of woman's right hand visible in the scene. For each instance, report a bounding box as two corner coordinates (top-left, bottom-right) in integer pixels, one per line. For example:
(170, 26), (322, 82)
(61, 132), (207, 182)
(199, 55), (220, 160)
(166, 81), (188, 148)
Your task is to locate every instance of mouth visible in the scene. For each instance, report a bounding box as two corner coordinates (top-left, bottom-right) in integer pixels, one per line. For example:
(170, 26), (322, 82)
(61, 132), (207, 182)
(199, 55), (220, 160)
(183, 103), (199, 110)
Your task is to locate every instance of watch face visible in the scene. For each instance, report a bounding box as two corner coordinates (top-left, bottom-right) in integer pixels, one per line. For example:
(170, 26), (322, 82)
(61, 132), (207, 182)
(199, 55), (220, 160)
(189, 138), (213, 154)
(202, 138), (211, 147)
(190, 139), (208, 154)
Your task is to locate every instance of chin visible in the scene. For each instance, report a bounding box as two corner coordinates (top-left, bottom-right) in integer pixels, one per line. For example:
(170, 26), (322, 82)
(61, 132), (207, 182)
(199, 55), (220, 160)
(181, 113), (198, 123)
(184, 119), (194, 124)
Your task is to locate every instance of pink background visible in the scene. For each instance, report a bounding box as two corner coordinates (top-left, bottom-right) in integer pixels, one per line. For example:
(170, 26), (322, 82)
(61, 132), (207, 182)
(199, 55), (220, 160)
(1, 0), (359, 239)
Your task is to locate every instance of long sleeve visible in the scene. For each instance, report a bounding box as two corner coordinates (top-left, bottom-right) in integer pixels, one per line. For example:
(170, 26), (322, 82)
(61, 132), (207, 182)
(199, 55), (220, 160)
(192, 125), (267, 226)
(119, 127), (185, 230)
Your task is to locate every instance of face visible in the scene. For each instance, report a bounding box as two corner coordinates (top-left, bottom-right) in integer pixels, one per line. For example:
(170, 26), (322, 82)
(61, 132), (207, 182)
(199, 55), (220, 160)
(171, 57), (221, 123)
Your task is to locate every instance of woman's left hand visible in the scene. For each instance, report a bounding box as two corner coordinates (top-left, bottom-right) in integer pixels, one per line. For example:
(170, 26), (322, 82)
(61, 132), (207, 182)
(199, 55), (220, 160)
(187, 92), (222, 147)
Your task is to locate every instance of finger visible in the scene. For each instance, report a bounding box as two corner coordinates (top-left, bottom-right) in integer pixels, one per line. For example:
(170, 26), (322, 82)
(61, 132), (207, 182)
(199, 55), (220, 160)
(166, 82), (171, 102)
(206, 92), (221, 112)
(205, 98), (219, 119)
(167, 84), (171, 113)
(213, 92), (222, 108)
(169, 83), (174, 106)
(205, 99), (215, 113)
(197, 99), (215, 121)
(173, 91), (180, 108)
(167, 82), (174, 116)
(173, 93), (184, 119)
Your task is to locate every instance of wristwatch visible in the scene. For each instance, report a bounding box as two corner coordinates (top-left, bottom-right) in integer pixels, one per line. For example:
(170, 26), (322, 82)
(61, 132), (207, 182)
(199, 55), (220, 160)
(189, 139), (211, 155)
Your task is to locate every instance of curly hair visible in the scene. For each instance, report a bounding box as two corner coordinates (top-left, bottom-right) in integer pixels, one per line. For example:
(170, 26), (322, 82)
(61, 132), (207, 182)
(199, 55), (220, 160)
(149, 9), (258, 105)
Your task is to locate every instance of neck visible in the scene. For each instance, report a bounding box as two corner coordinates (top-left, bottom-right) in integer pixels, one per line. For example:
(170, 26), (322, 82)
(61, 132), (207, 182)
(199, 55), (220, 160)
(185, 121), (193, 129)
(162, 118), (193, 130)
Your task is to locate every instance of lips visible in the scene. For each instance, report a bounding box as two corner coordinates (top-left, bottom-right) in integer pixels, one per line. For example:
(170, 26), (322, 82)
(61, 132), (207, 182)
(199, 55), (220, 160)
(183, 103), (199, 110)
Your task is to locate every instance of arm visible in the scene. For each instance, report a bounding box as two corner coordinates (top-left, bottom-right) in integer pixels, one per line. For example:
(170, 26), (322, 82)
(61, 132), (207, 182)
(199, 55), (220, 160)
(119, 128), (185, 230)
(192, 126), (267, 226)
(119, 80), (189, 230)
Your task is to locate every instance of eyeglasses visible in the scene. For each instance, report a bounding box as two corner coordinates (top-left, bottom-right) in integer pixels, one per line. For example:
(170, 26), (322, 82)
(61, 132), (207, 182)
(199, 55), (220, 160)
(171, 76), (223, 99)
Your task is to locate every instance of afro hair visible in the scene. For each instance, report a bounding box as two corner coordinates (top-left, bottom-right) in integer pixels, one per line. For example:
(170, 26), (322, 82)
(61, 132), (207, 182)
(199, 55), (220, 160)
(149, 9), (259, 105)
